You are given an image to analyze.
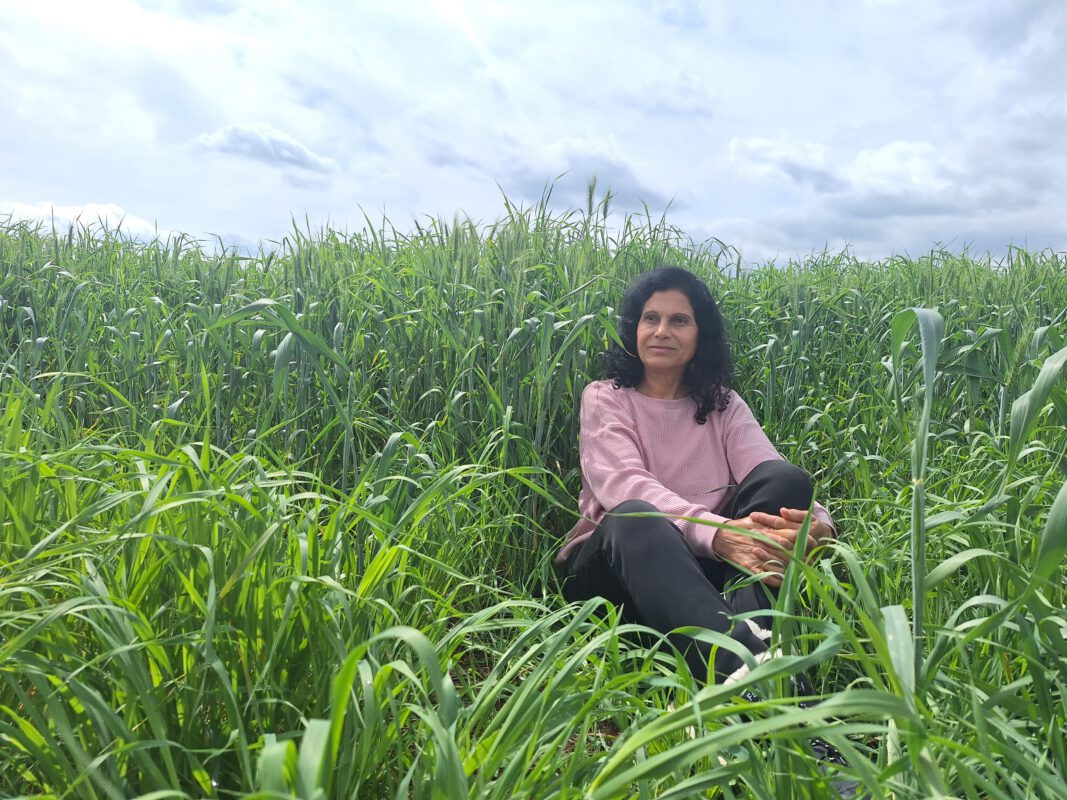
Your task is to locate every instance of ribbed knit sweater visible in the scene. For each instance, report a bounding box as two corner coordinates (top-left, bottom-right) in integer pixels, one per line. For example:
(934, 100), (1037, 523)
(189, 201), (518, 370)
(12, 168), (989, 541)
(556, 380), (835, 563)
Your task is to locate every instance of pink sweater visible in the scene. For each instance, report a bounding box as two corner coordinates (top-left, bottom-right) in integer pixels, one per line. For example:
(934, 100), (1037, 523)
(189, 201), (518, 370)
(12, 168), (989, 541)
(556, 380), (835, 563)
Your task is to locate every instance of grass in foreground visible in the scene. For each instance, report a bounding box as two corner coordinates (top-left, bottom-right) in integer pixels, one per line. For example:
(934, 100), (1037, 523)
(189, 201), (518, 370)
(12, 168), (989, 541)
(1, 203), (1066, 798)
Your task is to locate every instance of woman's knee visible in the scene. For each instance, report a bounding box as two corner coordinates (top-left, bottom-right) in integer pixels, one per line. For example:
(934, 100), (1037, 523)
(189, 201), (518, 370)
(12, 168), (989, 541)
(750, 460), (813, 507)
(609, 499), (660, 517)
(599, 500), (685, 554)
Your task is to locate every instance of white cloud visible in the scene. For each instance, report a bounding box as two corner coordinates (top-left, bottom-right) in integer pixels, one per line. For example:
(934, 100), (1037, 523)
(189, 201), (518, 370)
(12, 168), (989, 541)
(1, 202), (169, 241)
(0, 0), (1063, 261)
(729, 136), (967, 213)
(846, 141), (957, 196)
(192, 123), (339, 173)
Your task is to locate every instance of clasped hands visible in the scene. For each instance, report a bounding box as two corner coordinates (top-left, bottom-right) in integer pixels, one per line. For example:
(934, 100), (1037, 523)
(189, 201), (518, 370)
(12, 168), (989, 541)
(711, 508), (833, 587)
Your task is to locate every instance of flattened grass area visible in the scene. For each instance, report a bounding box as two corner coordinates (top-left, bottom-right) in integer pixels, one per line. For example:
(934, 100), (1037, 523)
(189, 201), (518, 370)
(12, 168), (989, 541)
(1, 204), (1065, 798)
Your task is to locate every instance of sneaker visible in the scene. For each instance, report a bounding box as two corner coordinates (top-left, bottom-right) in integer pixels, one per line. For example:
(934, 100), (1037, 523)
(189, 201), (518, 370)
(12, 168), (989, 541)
(807, 734), (848, 767)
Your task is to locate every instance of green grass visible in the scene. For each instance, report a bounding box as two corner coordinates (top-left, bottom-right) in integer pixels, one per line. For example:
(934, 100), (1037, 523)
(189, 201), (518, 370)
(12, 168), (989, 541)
(1, 199), (1066, 798)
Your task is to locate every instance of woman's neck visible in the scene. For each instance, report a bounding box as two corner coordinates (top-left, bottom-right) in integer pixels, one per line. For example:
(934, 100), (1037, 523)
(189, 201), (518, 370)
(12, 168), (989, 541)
(636, 373), (687, 400)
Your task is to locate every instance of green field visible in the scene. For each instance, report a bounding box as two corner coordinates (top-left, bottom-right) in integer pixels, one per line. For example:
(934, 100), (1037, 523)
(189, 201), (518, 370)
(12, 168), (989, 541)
(2, 202), (1066, 799)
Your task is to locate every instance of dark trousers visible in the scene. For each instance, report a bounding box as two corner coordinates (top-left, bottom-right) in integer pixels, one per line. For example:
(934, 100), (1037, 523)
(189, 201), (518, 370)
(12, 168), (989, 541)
(560, 460), (814, 683)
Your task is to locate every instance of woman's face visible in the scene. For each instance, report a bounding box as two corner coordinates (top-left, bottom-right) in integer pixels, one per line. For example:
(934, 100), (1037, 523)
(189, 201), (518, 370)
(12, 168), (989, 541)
(635, 289), (698, 379)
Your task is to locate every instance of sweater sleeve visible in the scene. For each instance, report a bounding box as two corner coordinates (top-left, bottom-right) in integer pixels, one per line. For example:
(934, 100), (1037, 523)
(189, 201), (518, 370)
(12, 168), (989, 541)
(578, 382), (726, 557)
(722, 392), (837, 536)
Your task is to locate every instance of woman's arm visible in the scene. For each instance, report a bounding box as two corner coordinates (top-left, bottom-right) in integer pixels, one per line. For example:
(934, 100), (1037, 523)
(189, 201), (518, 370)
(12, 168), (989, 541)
(721, 391), (837, 539)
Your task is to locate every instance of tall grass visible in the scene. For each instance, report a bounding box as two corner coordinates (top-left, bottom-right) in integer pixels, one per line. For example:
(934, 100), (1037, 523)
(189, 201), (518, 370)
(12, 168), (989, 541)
(1, 202), (1066, 798)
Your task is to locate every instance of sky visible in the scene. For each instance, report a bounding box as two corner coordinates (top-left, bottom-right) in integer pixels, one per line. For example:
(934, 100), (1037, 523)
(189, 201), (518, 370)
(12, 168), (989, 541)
(1, 0), (1065, 263)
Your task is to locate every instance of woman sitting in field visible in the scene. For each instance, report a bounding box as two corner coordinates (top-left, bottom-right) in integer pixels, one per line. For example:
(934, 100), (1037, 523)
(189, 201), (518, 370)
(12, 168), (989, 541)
(556, 265), (837, 686)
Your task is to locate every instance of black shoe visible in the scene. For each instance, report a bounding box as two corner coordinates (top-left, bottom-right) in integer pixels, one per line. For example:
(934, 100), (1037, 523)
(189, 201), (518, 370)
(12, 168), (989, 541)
(791, 674), (850, 767)
(739, 689), (763, 706)
(791, 672), (822, 709)
(807, 734), (849, 767)
(738, 682), (852, 770)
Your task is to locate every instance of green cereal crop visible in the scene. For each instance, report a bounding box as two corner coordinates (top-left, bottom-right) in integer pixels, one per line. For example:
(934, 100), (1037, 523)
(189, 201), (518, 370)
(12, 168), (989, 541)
(1, 202), (1065, 798)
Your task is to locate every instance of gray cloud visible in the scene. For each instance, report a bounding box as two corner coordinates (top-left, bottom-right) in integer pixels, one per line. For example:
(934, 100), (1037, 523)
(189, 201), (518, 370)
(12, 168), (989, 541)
(425, 141), (484, 170)
(730, 138), (846, 193)
(718, 113), (1067, 261)
(644, 0), (714, 29)
(283, 174), (331, 192)
(281, 76), (391, 158)
(618, 70), (716, 120)
(411, 120), (676, 213)
(832, 191), (968, 220)
(956, 0), (1063, 54)
(502, 150), (675, 213)
(724, 161), (1063, 263)
(557, 155), (673, 210)
(139, 0), (240, 19)
(778, 162), (846, 194)
(949, 1), (1067, 106)
(192, 123), (339, 172)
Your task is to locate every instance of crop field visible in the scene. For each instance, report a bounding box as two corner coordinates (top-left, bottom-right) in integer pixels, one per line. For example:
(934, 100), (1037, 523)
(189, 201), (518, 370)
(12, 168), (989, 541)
(1, 202), (1066, 799)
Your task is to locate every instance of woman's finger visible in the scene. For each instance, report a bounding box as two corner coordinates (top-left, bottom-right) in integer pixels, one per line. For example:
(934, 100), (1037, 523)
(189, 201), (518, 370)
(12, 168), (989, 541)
(780, 508), (816, 524)
(760, 575), (782, 587)
(751, 511), (798, 531)
(746, 516), (781, 529)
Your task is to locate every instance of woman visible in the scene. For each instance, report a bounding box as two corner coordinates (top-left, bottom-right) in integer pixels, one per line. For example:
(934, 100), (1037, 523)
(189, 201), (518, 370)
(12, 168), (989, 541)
(557, 266), (836, 685)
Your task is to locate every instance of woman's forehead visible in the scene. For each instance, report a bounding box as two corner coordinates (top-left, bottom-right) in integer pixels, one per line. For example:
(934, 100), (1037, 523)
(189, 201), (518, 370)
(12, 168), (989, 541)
(641, 289), (694, 315)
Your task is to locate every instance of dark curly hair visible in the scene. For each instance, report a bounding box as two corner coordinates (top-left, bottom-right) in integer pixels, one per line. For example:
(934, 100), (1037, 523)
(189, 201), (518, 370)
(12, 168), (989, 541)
(604, 266), (733, 424)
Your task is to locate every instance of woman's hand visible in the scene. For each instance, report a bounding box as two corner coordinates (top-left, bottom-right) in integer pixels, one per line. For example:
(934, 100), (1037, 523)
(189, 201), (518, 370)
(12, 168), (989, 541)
(714, 509), (834, 586)
(749, 508), (834, 556)
(713, 516), (794, 587)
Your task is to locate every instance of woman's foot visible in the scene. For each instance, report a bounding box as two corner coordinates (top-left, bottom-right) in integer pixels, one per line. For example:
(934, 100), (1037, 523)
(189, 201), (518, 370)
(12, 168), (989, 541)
(807, 734), (848, 766)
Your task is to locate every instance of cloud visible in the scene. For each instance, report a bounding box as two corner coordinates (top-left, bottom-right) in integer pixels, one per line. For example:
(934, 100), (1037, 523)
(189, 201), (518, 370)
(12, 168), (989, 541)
(643, 0), (716, 28)
(845, 141), (957, 196)
(501, 137), (675, 211)
(617, 69), (716, 119)
(718, 127), (1067, 260)
(2, 1), (1064, 265)
(284, 173), (333, 192)
(425, 140), (484, 170)
(128, 57), (219, 141)
(730, 138), (845, 192)
(411, 123), (675, 213)
(192, 123), (339, 172)
(1, 201), (169, 240)
(730, 136), (968, 212)
(142, 0), (240, 19)
(549, 152), (673, 211)
(957, 0), (1063, 55)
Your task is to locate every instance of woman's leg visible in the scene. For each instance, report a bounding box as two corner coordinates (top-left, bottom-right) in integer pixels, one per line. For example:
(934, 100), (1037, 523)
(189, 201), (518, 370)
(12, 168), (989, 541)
(716, 461), (850, 766)
(710, 459), (816, 638)
(562, 499), (766, 683)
